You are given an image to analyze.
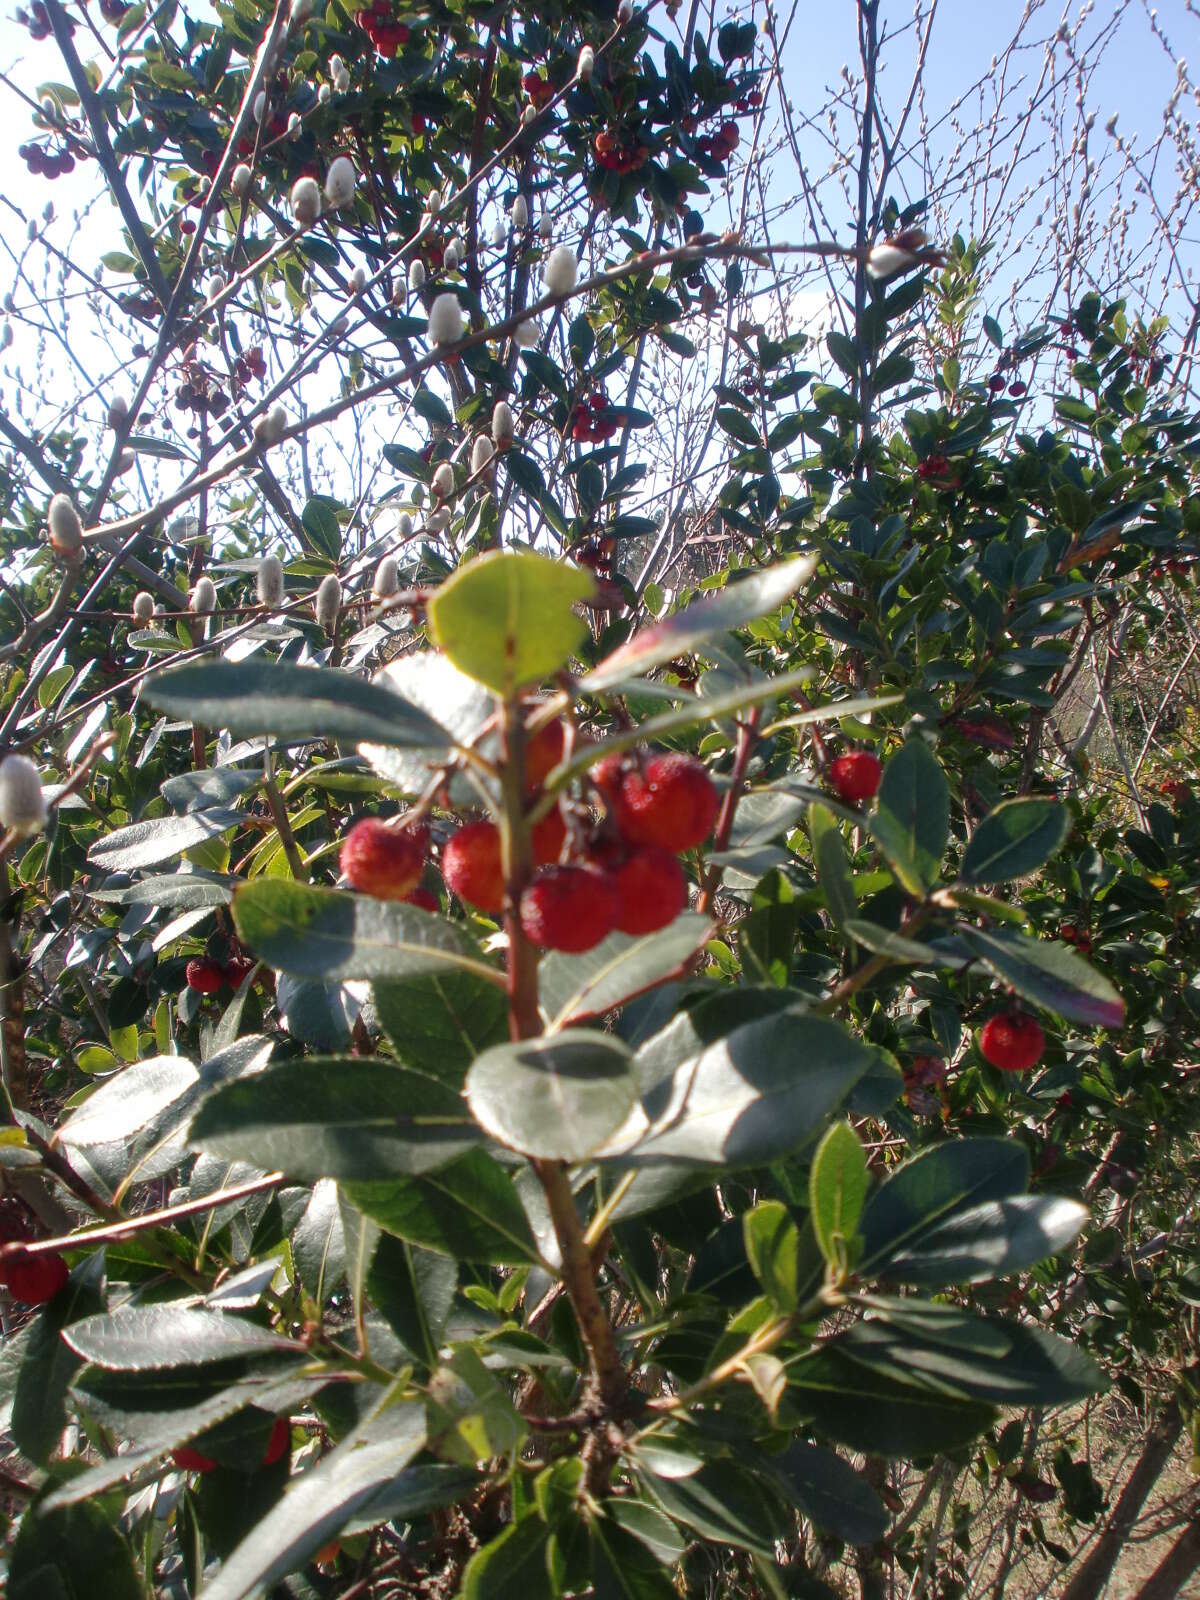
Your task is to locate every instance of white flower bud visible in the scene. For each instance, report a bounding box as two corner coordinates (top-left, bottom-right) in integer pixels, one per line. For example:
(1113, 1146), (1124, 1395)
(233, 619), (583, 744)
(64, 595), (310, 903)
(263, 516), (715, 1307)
(329, 53), (344, 78)
(618, 0), (633, 21)
(577, 45), (595, 80)
(256, 553), (284, 606)
(318, 82), (331, 105)
(412, 484), (425, 508)
(511, 194), (529, 230)
(427, 188), (442, 214)
(491, 221), (505, 246)
(325, 155), (357, 209)
(290, 175), (321, 227)
(107, 395), (129, 430)
(290, 0), (312, 25)
(521, 105), (535, 127)
(253, 91), (268, 124)
(544, 244), (578, 296)
(538, 212), (553, 240)
(348, 265), (366, 294)
(27, 219), (37, 243)
(444, 238), (461, 270)
(46, 493), (83, 558)
(231, 162), (253, 197)
(0, 755), (47, 837)
(397, 511), (414, 538)
(288, 112), (302, 141)
(492, 400), (515, 446)
(253, 403), (288, 446)
(132, 590), (155, 622)
(1, 324), (11, 352)
(426, 506), (450, 533)
(514, 318), (539, 347)
(190, 576), (217, 614)
(372, 554), (400, 599)
(315, 572), (342, 630)
(206, 273), (225, 302)
(408, 257), (426, 291)
(865, 242), (916, 279)
(471, 434), (494, 475)
(116, 449), (135, 474)
(432, 461), (455, 499)
(427, 290), (463, 346)
(333, 67), (350, 94)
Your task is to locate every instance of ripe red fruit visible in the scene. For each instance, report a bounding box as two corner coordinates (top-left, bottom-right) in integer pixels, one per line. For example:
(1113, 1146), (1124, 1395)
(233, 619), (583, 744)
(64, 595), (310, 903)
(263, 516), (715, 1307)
(404, 885), (439, 913)
(609, 847), (687, 935)
(520, 865), (620, 951)
(531, 805), (567, 866)
(979, 1011), (1045, 1073)
(262, 1417), (290, 1465)
(2, 1248), (68, 1304)
(525, 718), (566, 791)
(185, 958), (225, 994)
(828, 750), (883, 805)
(171, 1443), (218, 1474)
(340, 817), (428, 901)
(443, 820), (506, 914)
(610, 753), (719, 852)
(223, 956), (255, 988)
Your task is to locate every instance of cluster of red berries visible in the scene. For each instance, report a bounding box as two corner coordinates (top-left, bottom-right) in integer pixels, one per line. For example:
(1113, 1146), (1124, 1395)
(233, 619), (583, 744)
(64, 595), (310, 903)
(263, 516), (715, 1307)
(916, 453), (961, 482)
(522, 70), (556, 110)
(827, 749), (883, 806)
(15, 1), (69, 39)
(232, 346), (267, 391)
(18, 141), (78, 178)
(979, 1011), (1045, 1073)
(172, 1417), (289, 1476)
(732, 89), (764, 112)
(694, 119), (740, 164)
(593, 130), (649, 174)
(1058, 921), (1093, 956)
(185, 955), (256, 994)
(570, 393), (624, 443)
(355, 0), (410, 56)
(988, 374), (1027, 397)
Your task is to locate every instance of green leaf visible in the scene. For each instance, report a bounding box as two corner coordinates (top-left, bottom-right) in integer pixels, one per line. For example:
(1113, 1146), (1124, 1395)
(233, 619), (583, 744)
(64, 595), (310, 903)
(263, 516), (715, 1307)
(789, 1348), (996, 1456)
(367, 1232), (456, 1368)
(86, 810), (240, 872)
(858, 1138), (1030, 1271)
(809, 1121), (869, 1270)
(466, 1031), (638, 1162)
(743, 1200), (800, 1313)
(960, 926), (1125, 1028)
(11, 1272), (102, 1466)
(144, 660), (451, 749)
(428, 550), (595, 696)
(867, 739), (949, 896)
(300, 495), (343, 560)
(427, 1347), (526, 1465)
(64, 1305), (296, 1370)
(9, 1501), (142, 1600)
(291, 1179), (346, 1302)
(89, 871), (233, 908)
(539, 914), (714, 1029)
(346, 1151), (542, 1266)
(582, 556), (817, 693)
(373, 969), (509, 1087)
(842, 919), (946, 964)
(772, 1443), (889, 1545)
(603, 1499), (687, 1564)
(810, 805), (856, 930)
(198, 1404), (427, 1600)
(189, 1058), (480, 1181)
(412, 385), (454, 427)
(233, 880), (503, 988)
(460, 1516), (554, 1600)
(960, 799), (1069, 884)
(874, 1194), (1087, 1286)
(591, 1518), (680, 1599)
(641, 1462), (783, 1557)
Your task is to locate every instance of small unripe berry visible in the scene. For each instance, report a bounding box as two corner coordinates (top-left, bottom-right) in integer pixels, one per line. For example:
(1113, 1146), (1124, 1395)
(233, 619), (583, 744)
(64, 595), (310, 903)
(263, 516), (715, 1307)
(979, 1011), (1045, 1073)
(617, 0), (633, 20)
(315, 573), (342, 631)
(333, 66), (350, 94)
(577, 45), (595, 80)
(470, 435), (493, 475)
(257, 554), (284, 606)
(427, 188), (442, 214)
(0, 754), (47, 837)
(290, 175), (321, 227)
(426, 506), (450, 533)
(544, 244), (578, 296)
(317, 82), (331, 104)
(341, 817), (428, 900)
(253, 90), (268, 124)
(432, 461), (455, 499)
(46, 493), (83, 558)
(372, 554), (399, 599)
(190, 576), (217, 614)
(444, 236), (462, 269)
(107, 394), (129, 429)
(325, 155), (356, 209)
(492, 401), (515, 447)
(328, 53), (344, 78)
(610, 847), (687, 935)
(514, 319), (539, 347)
(132, 590), (155, 623)
(428, 291), (463, 346)
(185, 957), (224, 994)
(828, 750), (882, 805)
(611, 753), (719, 852)
(491, 220), (505, 246)
(520, 865), (620, 952)
(2, 1249), (68, 1305)
(443, 819), (505, 913)
(348, 265), (366, 296)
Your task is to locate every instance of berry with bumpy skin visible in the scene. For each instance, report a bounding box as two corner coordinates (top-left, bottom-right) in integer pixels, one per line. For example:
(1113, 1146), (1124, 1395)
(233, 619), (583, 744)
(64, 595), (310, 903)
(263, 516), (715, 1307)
(341, 818), (428, 901)
(611, 753), (719, 852)
(520, 865), (620, 951)
(186, 958), (225, 994)
(980, 1011), (1045, 1073)
(172, 1444), (218, 1474)
(525, 719), (566, 791)
(404, 885), (439, 913)
(2, 1248), (68, 1304)
(443, 820), (505, 914)
(828, 750), (883, 805)
(531, 805), (567, 866)
(262, 1418), (290, 1465)
(610, 847), (687, 935)
(223, 956), (256, 988)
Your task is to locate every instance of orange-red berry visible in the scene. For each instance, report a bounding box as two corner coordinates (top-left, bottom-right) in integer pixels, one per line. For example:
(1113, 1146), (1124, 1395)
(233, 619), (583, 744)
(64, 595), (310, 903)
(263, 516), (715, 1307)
(340, 817), (428, 901)
(979, 1012), (1045, 1073)
(443, 820), (506, 914)
(262, 1417), (290, 1465)
(531, 805), (567, 866)
(171, 1443), (218, 1474)
(525, 718), (566, 791)
(2, 1248), (68, 1304)
(185, 958), (225, 994)
(404, 885), (440, 913)
(519, 865), (620, 951)
(610, 753), (719, 852)
(610, 847), (688, 935)
(828, 750), (883, 805)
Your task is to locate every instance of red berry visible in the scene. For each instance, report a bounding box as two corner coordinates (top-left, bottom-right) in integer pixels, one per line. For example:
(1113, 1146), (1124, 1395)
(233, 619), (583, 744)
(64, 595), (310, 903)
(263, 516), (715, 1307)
(611, 753), (719, 852)
(720, 120), (740, 147)
(531, 805), (567, 867)
(223, 956), (256, 988)
(979, 1012), (1045, 1073)
(341, 818), (428, 901)
(262, 1417), (290, 1465)
(1009, 381), (1027, 397)
(525, 718), (566, 791)
(185, 958), (225, 995)
(171, 1444), (218, 1474)
(443, 820), (506, 914)
(2, 1249), (68, 1304)
(519, 865), (620, 951)
(828, 750), (883, 805)
(404, 885), (440, 913)
(610, 847), (687, 935)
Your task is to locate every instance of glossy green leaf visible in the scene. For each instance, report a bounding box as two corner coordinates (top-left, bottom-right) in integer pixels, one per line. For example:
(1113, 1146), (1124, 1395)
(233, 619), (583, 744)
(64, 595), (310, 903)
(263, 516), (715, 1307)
(743, 1200), (800, 1313)
(291, 1179), (346, 1302)
(64, 1305), (296, 1370)
(771, 1443), (889, 1545)
(9, 1501), (142, 1600)
(867, 739), (949, 896)
(466, 1031), (638, 1162)
(810, 804), (856, 930)
(367, 1232), (457, 1368)
(809, 1121), (869, 1270)
(346, 1151), (542, 1266)
(961, 926), (1125, 1027)
(960, 798), (1070, 884)
(858, 1138), (1030, 1271)
(373, 969), (509, 1087)
(539, 914), (714, 1030)
(641, 1462), (783, 1557)
(875, 1194), (1087, 1286)
(87, 810), (240, 872)
(591, 1519), (680, 1599)
(460, 1517), (554, 1600)
(789, 1348), (996, 1456)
